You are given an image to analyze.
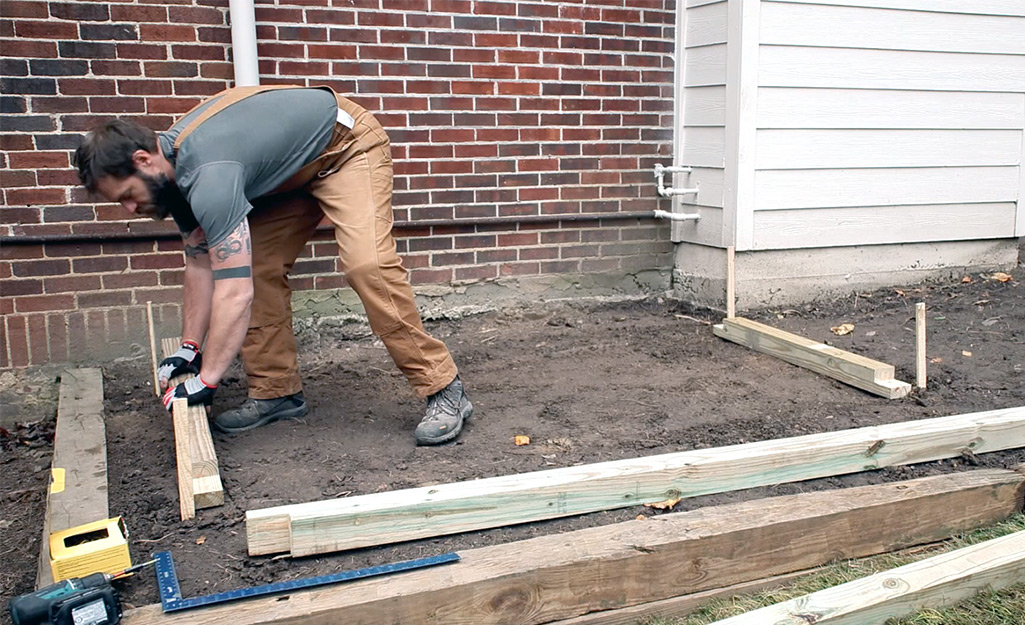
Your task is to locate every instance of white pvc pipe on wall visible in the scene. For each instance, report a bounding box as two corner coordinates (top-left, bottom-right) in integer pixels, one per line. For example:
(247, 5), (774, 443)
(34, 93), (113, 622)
(228, 0), (260, 86)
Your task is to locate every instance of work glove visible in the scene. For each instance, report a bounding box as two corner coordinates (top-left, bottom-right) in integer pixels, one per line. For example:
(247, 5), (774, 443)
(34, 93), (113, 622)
(162, 376), (217, 412)
(157, 340), (202, 389)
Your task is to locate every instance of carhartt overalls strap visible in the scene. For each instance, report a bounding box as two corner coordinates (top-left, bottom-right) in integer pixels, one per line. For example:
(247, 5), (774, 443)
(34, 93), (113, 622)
(172, 85), (311, 151)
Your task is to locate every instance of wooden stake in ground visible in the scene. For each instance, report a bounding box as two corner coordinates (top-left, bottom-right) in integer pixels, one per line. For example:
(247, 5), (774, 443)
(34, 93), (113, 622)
(916, 302), (927, 389)
(146, 302), (159, 396)
(726, 245), (736, 318)
(162, 337), (224, 513)
(709, 529), (1025, 625)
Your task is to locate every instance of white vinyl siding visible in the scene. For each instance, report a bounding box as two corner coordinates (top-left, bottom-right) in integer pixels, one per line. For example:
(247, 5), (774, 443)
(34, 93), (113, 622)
(673, 0), (730, 247)
(745, 0), (1025, 250)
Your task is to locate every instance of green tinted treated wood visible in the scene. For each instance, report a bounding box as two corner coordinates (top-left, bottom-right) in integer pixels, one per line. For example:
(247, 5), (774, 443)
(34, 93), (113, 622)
(127, 470), (1024, 625)
(713, 317), (912, 398)
(246, 406), (1025, 557)
(711, 530), (1025, 625)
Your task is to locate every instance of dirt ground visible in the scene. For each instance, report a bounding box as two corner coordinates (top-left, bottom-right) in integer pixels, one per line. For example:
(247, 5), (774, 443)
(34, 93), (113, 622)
(2, 264), (1024, 616)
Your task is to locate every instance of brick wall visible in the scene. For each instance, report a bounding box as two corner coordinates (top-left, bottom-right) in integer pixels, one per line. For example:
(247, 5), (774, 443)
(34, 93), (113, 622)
(0, 0), (677, 368)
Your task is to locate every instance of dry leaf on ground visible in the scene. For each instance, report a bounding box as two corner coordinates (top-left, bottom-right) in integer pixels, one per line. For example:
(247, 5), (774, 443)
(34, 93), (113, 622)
(514, 435), (530, 446)
(644, 497), (682, 511)
(831, 323), (855, 336)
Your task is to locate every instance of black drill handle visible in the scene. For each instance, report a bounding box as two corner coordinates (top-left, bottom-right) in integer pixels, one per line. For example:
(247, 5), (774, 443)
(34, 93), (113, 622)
(8, 574), (112, 625)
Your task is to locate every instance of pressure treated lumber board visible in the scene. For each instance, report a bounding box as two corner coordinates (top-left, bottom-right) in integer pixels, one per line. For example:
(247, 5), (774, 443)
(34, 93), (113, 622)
(123, 469), (1025, 625)
(712, 316), (913, 398)
(172, 400), (196, 521)
(36, 368), (108, 588)
(247, 405), (1025, 556)
(709, 529), (1025, 625)
(161, 337), (223, 510)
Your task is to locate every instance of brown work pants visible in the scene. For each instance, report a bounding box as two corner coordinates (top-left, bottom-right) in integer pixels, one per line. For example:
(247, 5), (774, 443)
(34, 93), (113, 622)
(243, 94), (457, 399)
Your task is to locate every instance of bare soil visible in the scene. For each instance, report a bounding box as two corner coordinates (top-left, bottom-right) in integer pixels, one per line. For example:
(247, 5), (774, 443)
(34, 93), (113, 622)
(3, 266), (1024, 616)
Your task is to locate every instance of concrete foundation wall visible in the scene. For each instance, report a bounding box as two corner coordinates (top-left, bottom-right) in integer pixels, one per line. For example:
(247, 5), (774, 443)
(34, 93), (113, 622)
(673, 238), (1022, 310)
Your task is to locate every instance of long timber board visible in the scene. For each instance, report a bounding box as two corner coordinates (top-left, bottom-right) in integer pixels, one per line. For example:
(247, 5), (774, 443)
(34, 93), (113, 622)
(713, 317), (912, 398)
(36, 368), (108, 588)
(124, 469), (1024, 625)
(710, 529), (1025, 625)
(247, 406), (1025, 557)
(161, 337), (223, 513)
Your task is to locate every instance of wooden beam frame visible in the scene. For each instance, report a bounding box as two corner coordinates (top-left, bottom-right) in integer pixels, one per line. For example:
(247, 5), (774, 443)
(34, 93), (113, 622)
(123, 469), (1024, 625)
(712, 316), (912, 398)
(36, 368), (108, 588)
(710, 529), (1025, 625)
(161, 338), (223, 515)
(247, 406), (1025, 557)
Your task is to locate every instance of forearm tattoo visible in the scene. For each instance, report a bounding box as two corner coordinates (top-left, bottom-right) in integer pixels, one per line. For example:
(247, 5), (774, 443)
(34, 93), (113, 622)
(212, 266), (253, 280)
(213, 220), (250, 262)
(182, 229), (209, 258)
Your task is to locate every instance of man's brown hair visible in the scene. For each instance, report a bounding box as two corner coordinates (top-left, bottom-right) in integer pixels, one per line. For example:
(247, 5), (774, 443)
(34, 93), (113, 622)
(73, 119), (158, 192)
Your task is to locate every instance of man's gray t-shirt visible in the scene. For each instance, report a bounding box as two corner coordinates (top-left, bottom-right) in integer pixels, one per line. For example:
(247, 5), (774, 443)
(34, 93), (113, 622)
(157, 88), (337, 246)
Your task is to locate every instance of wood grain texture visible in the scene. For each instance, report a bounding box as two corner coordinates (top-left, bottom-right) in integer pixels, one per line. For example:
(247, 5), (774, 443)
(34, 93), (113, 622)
(162, 337), (224, 510)
(247, 406), (1025, 557)
(36, 368), (108, 588)
(710, 530), (1025, 624)
(173, 400), (195, 521)
(712, 317), (911, 398)
(128, 470), (1024, 625)
(915, 303), (927, 389)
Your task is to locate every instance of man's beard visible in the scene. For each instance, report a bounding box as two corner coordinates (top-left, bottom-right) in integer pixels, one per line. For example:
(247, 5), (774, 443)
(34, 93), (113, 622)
(137, 172), (190, 221)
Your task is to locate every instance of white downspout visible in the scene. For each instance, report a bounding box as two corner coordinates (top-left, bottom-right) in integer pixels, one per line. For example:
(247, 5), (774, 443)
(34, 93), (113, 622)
(228, 0), (260, 86)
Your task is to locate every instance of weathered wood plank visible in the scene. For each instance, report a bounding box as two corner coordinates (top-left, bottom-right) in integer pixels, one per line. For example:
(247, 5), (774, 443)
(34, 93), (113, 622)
(36, 368), (108, 588)
(248, 406), (1025, 557)
(126, 469), (1025, 625)
(712, 317), (912, 398)
(710, 529), (1025, 625)
(162, 337), (224, 510)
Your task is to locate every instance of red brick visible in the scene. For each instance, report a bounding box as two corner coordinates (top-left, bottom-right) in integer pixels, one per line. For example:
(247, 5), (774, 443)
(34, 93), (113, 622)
(0, 170), (35, 187)
(30, 96), (89, 113)
(130, 254), (183, 270)
(1, 279), (42, 296)
(454, 265), (498, 282)
(0, 321), (7, 368)
(118, 79), (172, 95)
(58, 78), (117, 95)
(5, 187), (66, 206)
(67, 311), (86, 358)
(8, 152), (68, 169)
(46, 313), (68, 363)
(91, 60), (142, 76)
(15, 293), (75, 313)
(500, 261), (540, 276)
(102, 272), (158, 289)
(72, 256), (127, 273)
(117, 43), (168, 59)
(6, 315), (29, 366)
(171, 44), (224, 61)
(1, 1), (48, 18)
(0, 134), (34, 150)
(111, 4), (167, 22)
(78, 290), (132, 308)
(27, 313), (47, 364)
(44, 275), (101, 293)
(140, 24), (197, 41)
(15, 20), (78, 39)
(168, 5), (224, 24)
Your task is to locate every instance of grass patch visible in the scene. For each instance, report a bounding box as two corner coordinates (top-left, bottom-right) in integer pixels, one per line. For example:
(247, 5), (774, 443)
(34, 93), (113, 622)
(646, 514), (1025, 625)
